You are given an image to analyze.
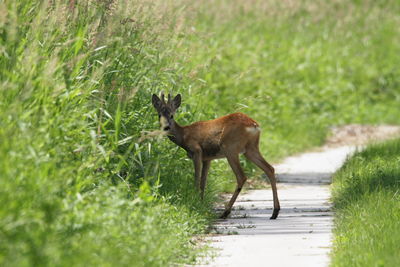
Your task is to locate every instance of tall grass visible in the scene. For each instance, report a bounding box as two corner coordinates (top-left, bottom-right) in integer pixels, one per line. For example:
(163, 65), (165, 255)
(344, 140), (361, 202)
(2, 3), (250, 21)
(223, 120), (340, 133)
(0, 1), (214, 266)
(331, 138), (400, 267)
(1, 0), (400, 266)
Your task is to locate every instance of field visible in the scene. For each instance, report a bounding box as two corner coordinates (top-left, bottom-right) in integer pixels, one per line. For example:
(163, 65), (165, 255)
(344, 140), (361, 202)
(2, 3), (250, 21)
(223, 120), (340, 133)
(1, 0), (400, 266)
(331, 138), (400, 267)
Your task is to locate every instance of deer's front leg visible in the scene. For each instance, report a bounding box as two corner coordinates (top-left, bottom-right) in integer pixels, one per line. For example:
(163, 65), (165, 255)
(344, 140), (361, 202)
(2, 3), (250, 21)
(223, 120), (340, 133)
(200, 160), (211, 199)
(192, 148), (203, 191)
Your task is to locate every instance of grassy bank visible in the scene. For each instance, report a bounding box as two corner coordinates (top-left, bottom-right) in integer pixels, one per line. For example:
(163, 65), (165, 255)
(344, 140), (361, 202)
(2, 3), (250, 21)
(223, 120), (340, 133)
(0, 1), (214, 266)
(1, 0), (400, 266)
(331, 138), (400, 267)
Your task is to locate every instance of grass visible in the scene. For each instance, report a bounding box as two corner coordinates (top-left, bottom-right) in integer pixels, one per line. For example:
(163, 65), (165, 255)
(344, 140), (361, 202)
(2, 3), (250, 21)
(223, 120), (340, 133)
(331, 138), (400, 267)
(0, 1), (214, 266)
(0, 0), (400, 266)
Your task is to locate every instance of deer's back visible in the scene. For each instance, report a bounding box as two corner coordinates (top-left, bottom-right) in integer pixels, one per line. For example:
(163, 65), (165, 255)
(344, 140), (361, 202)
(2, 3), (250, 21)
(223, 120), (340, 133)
(183, 113), (260, 159)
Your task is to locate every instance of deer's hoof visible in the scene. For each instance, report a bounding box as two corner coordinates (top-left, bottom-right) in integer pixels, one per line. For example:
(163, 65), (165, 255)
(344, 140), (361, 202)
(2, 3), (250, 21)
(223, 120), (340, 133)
(270, 208), (280, 220)
(220, 210), (231, 219)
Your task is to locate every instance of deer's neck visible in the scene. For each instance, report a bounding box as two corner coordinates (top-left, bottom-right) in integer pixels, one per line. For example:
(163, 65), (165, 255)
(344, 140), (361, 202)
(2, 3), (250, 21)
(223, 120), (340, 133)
(167, 121), (187, 150)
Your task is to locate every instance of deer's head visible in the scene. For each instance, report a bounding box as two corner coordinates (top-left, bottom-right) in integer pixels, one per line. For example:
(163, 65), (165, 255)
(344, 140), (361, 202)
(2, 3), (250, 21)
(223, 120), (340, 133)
(152, 93), (181, 132)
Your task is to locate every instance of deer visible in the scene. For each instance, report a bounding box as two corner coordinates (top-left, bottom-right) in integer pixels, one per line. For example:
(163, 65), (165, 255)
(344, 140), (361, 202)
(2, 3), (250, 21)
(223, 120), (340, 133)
(151, 93), (280, 219)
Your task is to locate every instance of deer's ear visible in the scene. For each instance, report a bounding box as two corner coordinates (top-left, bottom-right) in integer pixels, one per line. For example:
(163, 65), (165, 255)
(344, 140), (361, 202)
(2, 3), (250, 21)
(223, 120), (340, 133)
(152, 94), (162, 110)
(172, 94), (181, 111)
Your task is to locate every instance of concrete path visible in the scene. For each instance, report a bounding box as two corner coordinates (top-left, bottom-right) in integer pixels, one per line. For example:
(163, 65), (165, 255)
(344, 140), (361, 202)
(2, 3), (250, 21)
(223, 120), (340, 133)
(201, 146), (358, 267)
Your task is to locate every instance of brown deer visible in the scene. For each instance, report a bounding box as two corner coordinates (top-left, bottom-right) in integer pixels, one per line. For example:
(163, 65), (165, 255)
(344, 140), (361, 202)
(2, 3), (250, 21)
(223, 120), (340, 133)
(152, 93), (280, 219)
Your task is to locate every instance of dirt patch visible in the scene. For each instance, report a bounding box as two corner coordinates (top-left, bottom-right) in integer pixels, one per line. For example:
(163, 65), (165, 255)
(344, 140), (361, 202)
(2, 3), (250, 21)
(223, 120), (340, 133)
(325, 124), (400, 147)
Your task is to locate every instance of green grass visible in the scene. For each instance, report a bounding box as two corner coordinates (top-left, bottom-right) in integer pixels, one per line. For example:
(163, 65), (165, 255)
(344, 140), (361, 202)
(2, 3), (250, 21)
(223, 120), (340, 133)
(1, 0), (400, 266)
(331, 138), (400, 267)
(0, 1), (215, 266)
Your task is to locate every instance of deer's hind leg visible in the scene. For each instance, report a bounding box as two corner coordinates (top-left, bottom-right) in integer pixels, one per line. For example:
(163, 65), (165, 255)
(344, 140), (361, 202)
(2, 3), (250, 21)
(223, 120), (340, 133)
(244, 146), (280, 219)
(220, 153), (248, 219)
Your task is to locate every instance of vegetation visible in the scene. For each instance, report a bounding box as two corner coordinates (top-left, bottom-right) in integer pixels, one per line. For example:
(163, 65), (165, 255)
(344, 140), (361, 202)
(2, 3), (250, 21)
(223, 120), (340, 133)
(0, 0), (399, 266)
(331, 138), (400, 267)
